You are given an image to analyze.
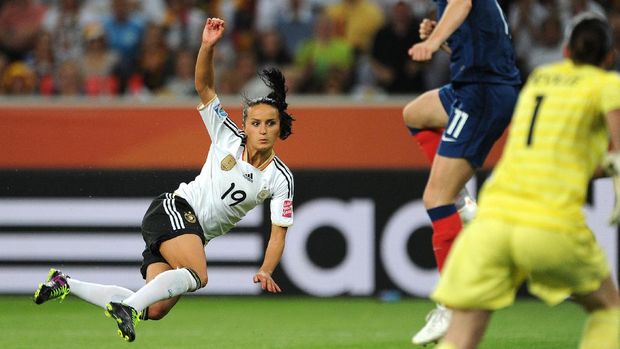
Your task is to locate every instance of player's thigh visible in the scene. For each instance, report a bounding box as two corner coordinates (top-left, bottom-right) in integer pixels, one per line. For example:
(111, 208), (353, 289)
(423, 155), (475, 207)
(432, 219), (524, 310)
(159, 233), (208, 284)
(402, 88), (448, 129)
(513, 225), (611, 306)
(573, 276), (620, 312)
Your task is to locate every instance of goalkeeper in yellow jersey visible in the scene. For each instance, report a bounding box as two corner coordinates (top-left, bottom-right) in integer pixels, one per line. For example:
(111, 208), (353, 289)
(431, 13), (620, 349)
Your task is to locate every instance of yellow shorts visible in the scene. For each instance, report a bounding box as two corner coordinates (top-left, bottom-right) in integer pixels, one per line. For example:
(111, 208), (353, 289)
(432, 218), (610, 310)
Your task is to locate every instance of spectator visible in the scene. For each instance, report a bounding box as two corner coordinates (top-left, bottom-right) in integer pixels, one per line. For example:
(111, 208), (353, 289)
(161, 0), (207, 52)
(326, 0), (384, 55)
(609, 9), (620, 71)
(81, 23), (120, 96)
(2, 61), (37, 95)
(42, 0), (94, 63)
(509, 0), (552, 75)
(370, 0), (424, 93)
(0, 0), (48, 60)
(274, 0), (315, 55)
(29, 31), (55, 95)
(406, 0), (435, 21)
(55, 58), (84, 96)
(526, 14), (564, 74)
(165, 48), (196, 97)
(103, 0), (145, 94)
(560, 0), (606, 26)
(230, 0), (258, 53)
(294, 10), (354, 93)
(0, 53), (8, 85)
(218, 51), (259, 95)
(137, 23), (174, 95)
(255, 30), (292, 70)
(82, 0), (166, 24)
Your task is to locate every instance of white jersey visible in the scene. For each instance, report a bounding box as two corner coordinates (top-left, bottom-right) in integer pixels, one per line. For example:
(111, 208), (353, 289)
(175, 96), (294, 242)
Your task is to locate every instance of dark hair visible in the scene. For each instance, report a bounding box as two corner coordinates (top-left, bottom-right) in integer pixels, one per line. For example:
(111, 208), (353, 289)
(242, 68), (294, 140)
(567, 14), (613, 66)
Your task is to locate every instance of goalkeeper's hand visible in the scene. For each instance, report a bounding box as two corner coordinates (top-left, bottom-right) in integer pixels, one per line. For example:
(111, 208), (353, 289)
(602, 152), (620, 224)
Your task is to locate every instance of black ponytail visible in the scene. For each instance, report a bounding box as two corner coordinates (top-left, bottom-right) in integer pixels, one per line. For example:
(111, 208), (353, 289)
(243, 68), (295, 140)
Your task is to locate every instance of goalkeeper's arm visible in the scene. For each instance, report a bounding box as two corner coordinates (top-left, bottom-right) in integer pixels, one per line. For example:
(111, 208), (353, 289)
(603, 109), (620, 224)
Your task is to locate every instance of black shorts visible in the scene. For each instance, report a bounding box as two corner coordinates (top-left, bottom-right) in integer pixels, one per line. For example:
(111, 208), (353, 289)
(140, 192), (205, 279)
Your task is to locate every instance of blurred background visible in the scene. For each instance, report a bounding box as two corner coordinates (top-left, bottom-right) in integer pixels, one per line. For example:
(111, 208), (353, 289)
(1, 0), (620, 98)
(0, 0), (618, 298)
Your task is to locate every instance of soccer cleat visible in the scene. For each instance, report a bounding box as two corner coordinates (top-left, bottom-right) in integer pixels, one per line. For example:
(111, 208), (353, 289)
(105, 302), (140, 342)
(411, 304), (452, 346)
(456, 188), (477, 224)
(33, 268), (70, 304)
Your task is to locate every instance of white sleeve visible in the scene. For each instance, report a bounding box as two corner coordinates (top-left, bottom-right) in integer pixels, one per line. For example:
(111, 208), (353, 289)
(197, 96), (245, 149)
(269, 160), (294, 227)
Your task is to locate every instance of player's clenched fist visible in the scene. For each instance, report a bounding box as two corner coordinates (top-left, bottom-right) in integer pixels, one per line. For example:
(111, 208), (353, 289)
(202, 18), (225, 46)
(409, 40), (440, 62)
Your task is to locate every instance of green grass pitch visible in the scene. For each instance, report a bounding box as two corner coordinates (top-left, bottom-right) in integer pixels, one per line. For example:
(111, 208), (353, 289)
(2, 295), (585, 348)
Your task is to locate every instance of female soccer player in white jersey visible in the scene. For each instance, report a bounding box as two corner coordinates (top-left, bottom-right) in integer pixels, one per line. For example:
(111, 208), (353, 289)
(33, 18), (296, 343)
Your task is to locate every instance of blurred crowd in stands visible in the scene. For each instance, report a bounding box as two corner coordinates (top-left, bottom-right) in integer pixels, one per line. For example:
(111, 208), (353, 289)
(1, 0), (620, 98)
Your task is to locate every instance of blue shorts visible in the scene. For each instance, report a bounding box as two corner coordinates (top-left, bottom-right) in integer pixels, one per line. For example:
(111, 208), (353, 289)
(438, 83), (519, 168)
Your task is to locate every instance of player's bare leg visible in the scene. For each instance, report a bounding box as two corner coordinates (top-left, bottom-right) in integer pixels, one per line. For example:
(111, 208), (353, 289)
(413, 156), (475, 346)
(143, 262), (181, 320)
(403, 89), (448, 130)
(105, 234), (207, 341)
(434, 309), (492, 349)
(403, 90), (477, 223)
(573, 276), (620, 349)
(404, 90), (479, 345)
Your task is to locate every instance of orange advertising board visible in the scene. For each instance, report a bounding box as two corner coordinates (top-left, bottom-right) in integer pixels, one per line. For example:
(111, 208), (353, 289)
(0, 103), (505, 169)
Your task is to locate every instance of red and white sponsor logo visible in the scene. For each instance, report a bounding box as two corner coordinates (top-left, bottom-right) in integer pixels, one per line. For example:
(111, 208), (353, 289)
(282, 199), (293, 218)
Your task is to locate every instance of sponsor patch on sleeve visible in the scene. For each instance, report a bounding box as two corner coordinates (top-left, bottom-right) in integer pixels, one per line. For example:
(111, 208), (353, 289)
(282, 199), (293, 218)
(212, 102), (229, 119)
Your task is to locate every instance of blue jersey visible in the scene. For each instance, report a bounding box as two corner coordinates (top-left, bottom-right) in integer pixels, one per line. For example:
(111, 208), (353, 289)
(436, 0), (521, 85)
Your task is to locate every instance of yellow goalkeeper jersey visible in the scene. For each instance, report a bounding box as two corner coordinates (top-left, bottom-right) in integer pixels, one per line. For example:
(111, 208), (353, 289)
(477, 60), (620, 230)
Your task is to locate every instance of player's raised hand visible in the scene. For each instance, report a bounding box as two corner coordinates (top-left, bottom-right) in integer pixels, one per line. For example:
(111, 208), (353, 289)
(253, 270), (282, 293)
(419, 18), (437, 40)
(202, 18), (225, 46)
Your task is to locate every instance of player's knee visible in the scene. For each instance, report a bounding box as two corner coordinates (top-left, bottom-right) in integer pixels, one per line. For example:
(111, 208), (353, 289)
(577, 278), (620, 312)
(198, 272), (208, 289)
(402, 101), (420, 128)
(185, 267), (208, 290)
(422, 189), (440, 209)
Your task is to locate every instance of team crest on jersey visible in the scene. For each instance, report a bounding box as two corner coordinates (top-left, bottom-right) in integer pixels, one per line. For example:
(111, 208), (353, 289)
(220, 154), (236, 171)
(257, 188), (270, 201)
(282, 199), (293, 218)
(184, 211), (197, 224)
(213, 102), (228, 119)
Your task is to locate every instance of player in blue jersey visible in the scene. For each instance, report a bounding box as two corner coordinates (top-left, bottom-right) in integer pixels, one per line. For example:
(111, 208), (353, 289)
(432, 14), (620, 349)
(403, 0), (521, 345)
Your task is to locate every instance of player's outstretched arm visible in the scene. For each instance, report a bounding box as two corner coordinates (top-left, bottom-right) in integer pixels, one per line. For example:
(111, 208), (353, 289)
(253, 225), (287, 293)
(195, 18), (225, 105)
